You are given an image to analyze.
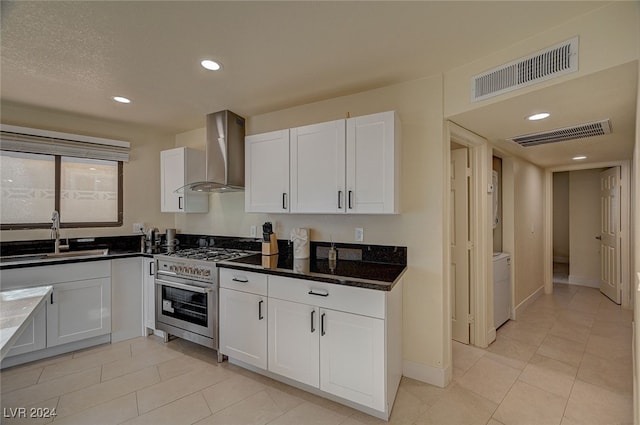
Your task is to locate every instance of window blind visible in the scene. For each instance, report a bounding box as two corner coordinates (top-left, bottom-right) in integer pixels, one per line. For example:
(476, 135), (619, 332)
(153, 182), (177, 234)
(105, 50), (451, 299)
(0, 124), (130, 162)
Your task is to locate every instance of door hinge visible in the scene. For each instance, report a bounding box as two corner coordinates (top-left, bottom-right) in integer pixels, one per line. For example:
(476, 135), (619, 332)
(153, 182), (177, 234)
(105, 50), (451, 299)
(468, 314), (475, 324)
(466, 241), (473, 250)
(466, 168), (472, 178)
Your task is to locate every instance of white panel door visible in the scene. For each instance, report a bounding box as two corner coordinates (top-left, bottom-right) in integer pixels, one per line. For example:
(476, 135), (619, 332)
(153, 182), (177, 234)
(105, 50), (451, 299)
(142, 258), (156, 332)
(599, 166), (621, 304)
(111, 258), (143, 343)
(245, 130), (290, 213)
(219, 288), (267, 369)
(290, 120), (346, 213)
(346, 111), (397, 214)
(319, 308), (385, 411)
(451, 148), (470, 344)
(268, 298), (320, 387)
(160, 148), (186, 212)
(47, 278), (112, 347)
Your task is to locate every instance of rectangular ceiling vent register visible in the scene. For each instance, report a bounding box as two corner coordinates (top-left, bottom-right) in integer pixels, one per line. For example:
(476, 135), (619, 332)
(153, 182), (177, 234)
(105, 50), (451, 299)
(508, 119), (611, 147)
(472, 36), (579, 102)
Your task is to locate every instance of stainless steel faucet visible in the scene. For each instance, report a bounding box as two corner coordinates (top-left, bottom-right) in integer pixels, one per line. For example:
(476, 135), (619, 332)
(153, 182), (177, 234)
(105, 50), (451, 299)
(51, 210), (69, 253)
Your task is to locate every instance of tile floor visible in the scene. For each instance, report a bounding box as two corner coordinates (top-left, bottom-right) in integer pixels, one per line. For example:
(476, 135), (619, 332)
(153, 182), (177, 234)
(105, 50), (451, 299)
(0, 282), (633, 425)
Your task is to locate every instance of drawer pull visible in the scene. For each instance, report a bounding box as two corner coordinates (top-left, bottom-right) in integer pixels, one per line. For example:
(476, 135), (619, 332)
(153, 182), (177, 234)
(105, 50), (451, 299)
(258, 300), (264, 320)
(311, 309), (316, 333)
(308, 289), (329, 297)
(232, 277), (249, 283)
(321, 312), (326, 336)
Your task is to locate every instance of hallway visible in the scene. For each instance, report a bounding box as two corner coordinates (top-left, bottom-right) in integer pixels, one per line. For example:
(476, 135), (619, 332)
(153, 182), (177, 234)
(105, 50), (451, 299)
(453, 283), (633, 424)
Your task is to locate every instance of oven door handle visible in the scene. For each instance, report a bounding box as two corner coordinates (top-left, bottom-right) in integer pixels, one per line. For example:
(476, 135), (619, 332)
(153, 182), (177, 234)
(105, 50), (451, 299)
(155, 278), (213, 294)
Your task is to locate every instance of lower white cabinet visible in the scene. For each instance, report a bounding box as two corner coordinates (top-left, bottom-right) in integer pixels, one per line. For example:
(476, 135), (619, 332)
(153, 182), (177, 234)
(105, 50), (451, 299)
(5, 302), (47, 357)
(142, 257), (157, 334)
(47, 277), (112, 347)
(111, 258), (143, 343)
(268, 298), (319, 387)
(219, 269), (268, 369)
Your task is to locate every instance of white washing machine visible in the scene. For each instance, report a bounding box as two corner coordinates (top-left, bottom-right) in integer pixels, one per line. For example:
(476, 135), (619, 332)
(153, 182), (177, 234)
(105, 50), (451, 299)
(493, 252), (511, 329)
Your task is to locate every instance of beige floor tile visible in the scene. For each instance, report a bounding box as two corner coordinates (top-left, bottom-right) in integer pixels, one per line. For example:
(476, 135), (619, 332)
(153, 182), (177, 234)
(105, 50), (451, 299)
(486, 335), (537, 370)
(577, 353), (633, 394)
(594, 305), (633, 323)
(1, 366), (43, 393)
(413, 383), (497, 425)
(156, 354), (213, 381)
(267, 401), (348, 425)
(0, 396), (58, 425)
(536, 334), (585, 367)
(101, 348), (185, 382)
(452, 341), (485, 373)
(123, 392), (212, 425)
(51, 393), (138, 425)
(56, 365), (160, 418)
(563, 379), (633, 425)
(590, 319), (632, 340)
(136, 365), (233, 414)
(38, 343), (132, 382)
(456, 357), (519, 404)
(557, 309), (596, 328)
(349, 386), (428, 425)
(201, 374), (266, 414)
(548, 321), (591, 344)
(513, 309), (556, 330)
(518, 354), (576, 398)
(1, 366), (101, 408)
(0, 353), (72, 376)
(486, 420), (506, 425)
(398, 376), (446, 407)
(492, 380), (567, 425)
(585, 333), (632, 362)
(195, 389), (297, 425)
(496, 320), (548, 347)
(71, 339), (131, 359)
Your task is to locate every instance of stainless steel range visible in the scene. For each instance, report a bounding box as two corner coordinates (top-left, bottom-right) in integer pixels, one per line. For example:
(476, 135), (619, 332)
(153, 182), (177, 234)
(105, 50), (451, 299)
(154, 247), (255, 361)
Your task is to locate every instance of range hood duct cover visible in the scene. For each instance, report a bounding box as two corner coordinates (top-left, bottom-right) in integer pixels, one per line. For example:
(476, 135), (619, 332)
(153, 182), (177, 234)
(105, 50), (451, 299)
(508, 119), (611, 147)
(186, 110), (246, 193)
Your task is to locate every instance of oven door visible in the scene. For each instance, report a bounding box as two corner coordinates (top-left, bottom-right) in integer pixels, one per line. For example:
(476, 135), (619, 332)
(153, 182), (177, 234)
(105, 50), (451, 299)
(155, 275), (216, 339)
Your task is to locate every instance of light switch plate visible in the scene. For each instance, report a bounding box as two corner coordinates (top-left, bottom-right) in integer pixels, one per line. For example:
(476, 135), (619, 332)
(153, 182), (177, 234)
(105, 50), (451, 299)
(250, 225), (257, 238)
(355, 227), (364, 242)
(133, 223), (144, 233)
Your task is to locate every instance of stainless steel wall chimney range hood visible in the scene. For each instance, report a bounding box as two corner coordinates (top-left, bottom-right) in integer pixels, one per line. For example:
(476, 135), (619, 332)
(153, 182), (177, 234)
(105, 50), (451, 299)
(185, 110), (246, 193)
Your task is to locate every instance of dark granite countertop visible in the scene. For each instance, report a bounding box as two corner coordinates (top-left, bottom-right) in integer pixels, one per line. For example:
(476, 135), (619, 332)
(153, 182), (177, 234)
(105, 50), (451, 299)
(217, 253), (406, 291)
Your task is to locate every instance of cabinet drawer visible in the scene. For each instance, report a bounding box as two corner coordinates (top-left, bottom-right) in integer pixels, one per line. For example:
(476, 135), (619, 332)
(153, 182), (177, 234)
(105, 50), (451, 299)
(268, 275), (385, 319)
(219, 268), (268, 296)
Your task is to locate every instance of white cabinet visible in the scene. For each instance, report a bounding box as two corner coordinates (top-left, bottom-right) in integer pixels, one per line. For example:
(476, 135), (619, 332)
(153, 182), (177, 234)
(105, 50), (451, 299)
(111, 258), (143, 343)
(319, 308), (385, 410)
(245, 111), (399, 214)
(346, 111), (400, 214)
(268, 298), (320, 387)
(47, 277), (111, 347)
(142, 257), (157, 335)
(290, 120), (346, 213)
(219, 269), (268, 369)
(5, 302), (46, 357)
(245, 129), (290, 213)
(160, 147), (208, 213)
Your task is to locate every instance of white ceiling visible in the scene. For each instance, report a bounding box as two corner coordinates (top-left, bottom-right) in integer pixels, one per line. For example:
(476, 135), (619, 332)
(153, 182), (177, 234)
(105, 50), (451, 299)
(1, 1), (636, 168)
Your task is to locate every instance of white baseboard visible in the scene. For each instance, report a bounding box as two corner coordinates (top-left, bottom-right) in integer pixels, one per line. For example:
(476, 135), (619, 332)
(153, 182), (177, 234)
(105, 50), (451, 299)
(403, 359), (450, 388)
(487, 327), (497, 345)
(567, 275), (600, 288)
(513, 285), (544, 320)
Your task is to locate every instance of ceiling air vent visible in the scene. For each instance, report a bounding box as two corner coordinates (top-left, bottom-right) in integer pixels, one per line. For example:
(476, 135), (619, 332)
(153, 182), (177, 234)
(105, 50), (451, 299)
(508, 119), (611, 147)
(472, 36), (579, 102)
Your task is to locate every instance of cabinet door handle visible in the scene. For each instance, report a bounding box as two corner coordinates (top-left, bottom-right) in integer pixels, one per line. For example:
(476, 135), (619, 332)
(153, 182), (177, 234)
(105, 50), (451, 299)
(311, 309), (316, 333)
(348, 190), (353, 209)
(258, 300), (264, 320)
(282, 193), (288, 210)
(149, 261), (155, 276)
(321, 312), (326, 336)
(232, 277), (249, 283)
(50, 293), (54, 304)
(178, 196), (184, 210)
(338, 190), (343, 209)
(308, 289), (329, 297)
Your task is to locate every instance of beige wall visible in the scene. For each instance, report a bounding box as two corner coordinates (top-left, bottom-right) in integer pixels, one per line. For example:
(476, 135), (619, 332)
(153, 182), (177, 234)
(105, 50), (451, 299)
(444, 2), (639, 118)
(569, 169), (603, 285)
(175, 77), (450, 377)
(0, 102), (176, 241)
(553, 172), (570, 261)
(512, 158), (545, 307)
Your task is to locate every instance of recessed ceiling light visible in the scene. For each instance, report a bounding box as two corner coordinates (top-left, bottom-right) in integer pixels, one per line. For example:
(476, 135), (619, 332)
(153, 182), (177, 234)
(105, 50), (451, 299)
(201, 59), (221, 71)
(572, 155), (587, 160)
(527, 112), (550, 121)
(113, 96), (131, 104)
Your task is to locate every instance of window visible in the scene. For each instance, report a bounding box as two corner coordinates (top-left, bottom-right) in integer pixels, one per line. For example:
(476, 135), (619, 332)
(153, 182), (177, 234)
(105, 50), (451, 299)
(0, 124), (128, 230)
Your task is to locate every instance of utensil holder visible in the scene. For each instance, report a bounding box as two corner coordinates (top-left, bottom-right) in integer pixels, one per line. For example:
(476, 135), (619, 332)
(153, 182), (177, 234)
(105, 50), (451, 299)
(262, 234), (279, 255)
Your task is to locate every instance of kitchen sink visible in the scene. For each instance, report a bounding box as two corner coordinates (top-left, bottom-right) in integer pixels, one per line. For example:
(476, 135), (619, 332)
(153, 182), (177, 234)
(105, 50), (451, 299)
(0, 249), (109, 263)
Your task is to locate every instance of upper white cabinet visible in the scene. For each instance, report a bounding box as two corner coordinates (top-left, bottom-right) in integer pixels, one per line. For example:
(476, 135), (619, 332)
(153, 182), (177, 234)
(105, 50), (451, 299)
(160, 147), (208, 213)
(290, 120), (346, 213)
(245, 111), (400, 214)
(346, 111), (400, 214)
(245, 129), (290, 213)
